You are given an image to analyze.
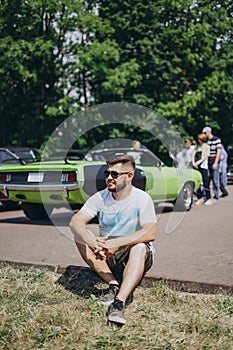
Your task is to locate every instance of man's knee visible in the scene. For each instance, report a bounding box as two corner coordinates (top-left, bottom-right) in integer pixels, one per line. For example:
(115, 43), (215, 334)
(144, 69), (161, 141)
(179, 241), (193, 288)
(130, 243), (147, 257)
(126, 243), (153, 276)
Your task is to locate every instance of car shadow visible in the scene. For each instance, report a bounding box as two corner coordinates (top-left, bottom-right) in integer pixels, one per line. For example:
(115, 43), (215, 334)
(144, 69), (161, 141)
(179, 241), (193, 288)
(156, 204), (174, 214)
(0, 205), (173, 226)
(0, 211), (98, 226)
(0, 204), (22, 212)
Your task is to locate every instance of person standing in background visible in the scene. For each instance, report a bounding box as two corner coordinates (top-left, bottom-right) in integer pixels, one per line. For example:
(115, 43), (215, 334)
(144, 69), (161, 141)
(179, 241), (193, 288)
(192, 133), (211, 205)
(202, 126), (222, 203)
(127, 140), (142, 164)
(219, 144), (228, 197)
(169, 138), (194, 168)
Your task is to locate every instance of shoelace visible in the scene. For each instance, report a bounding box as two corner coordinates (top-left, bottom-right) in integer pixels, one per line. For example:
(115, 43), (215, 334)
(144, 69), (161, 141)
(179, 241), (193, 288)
(113, 299), (123, 310)
(109, 284), (119, 294)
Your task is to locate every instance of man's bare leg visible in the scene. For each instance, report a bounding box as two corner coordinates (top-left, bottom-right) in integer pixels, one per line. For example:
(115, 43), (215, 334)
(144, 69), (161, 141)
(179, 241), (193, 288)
(76, 242), (119, 286)
(116, 243), (147, 303)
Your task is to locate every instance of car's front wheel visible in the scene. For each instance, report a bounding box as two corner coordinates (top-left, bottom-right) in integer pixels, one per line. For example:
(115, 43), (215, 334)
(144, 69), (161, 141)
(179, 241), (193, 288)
(174, 182), (194, 211)
(21, 203), (53, 220)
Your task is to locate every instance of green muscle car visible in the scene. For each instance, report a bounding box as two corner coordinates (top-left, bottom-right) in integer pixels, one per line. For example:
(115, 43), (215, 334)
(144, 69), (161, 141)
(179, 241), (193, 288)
(0, 148), (202, 220)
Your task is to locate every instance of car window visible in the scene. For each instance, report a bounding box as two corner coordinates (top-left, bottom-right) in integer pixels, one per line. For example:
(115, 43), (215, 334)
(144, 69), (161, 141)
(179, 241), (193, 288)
(0, 150), (20, 165)
(85, 150), (163, 167)
(140, 153), (160, 166)
(16, 150), (34, 159)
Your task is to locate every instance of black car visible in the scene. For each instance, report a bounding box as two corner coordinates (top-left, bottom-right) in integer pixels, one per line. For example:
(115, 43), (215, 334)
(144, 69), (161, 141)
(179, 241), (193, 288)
(227, 164), (233, 185)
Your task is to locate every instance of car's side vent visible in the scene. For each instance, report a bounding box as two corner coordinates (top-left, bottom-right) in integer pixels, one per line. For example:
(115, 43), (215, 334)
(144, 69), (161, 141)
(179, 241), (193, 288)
(133, 169), (146, 191)
(83, 165), (107, 196)
(83, 165), (146, 196)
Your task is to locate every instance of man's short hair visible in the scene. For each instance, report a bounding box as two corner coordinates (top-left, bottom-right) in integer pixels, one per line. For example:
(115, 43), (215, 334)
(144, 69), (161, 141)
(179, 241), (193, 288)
(106, 154), (136, 169)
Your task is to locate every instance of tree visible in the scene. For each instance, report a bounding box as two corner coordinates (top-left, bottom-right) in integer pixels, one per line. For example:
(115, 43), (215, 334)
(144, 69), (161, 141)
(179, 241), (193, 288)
(0, 0), (98, 147)
(89, 0), (233, 144)
(0, 0), (232, 150)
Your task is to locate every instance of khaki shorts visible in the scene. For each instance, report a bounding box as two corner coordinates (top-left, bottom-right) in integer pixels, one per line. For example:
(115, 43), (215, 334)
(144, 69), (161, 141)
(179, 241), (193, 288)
(107, 243), (153, 283)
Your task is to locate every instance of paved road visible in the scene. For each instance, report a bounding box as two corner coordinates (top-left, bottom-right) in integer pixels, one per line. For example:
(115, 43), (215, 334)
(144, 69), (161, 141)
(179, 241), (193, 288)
(0, 186), (233, 294)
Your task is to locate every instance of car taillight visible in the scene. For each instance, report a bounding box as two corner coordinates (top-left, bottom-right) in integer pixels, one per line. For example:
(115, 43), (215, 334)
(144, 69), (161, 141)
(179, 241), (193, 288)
(0, 173), (11, 182)
(68, 172), (76, 182)
(61, 172), (77, 182)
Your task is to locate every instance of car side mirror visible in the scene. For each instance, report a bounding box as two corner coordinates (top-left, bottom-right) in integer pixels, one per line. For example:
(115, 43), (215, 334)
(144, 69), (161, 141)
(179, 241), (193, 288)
(156, 161), (164, 167)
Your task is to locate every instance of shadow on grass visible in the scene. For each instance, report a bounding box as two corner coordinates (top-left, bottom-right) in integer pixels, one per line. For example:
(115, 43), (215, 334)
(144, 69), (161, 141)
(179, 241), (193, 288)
(56, 265), (104, 299)
(57, 265), (135, 305)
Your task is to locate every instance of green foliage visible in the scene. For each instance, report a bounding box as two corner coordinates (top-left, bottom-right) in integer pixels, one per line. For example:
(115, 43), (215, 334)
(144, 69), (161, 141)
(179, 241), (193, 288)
(0, 0), (233, 149)
(0, 265), (232, 349)
(92, 0), (233, 144)
(0, 0), (98, 147)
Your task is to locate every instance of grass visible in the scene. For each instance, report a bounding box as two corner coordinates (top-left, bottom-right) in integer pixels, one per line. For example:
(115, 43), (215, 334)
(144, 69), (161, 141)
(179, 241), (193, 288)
(0, 264), (232, 350)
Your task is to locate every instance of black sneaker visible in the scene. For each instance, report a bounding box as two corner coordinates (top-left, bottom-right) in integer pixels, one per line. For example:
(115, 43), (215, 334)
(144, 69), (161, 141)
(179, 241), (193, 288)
(221, 192), (228, 197)
(107, 298), (126, 325)
(98, 284), (119, 306)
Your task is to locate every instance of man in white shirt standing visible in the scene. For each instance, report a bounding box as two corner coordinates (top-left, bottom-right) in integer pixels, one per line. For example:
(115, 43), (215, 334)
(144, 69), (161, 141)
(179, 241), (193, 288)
(70, 155), (157, 325)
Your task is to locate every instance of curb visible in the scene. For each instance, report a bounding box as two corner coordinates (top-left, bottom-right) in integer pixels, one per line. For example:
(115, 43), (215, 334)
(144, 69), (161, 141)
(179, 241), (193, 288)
(1, 259), (232, 296)
(142, 276), (233, 296)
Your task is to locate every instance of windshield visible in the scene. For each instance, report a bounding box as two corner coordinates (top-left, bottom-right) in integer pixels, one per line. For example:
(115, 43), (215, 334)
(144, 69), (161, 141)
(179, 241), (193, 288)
(85, 149), (163, 167)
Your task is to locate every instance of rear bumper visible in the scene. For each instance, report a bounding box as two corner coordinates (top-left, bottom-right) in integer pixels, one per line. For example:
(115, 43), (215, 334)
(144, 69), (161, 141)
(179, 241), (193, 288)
(0, 191), (11, 201)
(0, 183), (80, 198)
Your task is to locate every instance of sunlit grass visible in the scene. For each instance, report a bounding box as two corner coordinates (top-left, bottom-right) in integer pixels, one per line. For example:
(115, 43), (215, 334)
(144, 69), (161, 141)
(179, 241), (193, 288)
(0, 264), (232, 350)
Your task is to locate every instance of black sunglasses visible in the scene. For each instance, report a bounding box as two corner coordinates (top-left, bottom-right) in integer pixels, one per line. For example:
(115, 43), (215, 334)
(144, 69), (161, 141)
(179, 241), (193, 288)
(104, 170), (129, 179)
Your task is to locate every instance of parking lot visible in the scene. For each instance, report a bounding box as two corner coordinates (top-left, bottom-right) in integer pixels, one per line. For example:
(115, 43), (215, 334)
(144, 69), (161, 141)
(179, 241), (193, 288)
(0, 186), (233, 294)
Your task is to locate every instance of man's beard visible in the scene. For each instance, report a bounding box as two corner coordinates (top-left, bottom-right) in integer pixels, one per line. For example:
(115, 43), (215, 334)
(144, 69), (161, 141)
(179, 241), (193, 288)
(108, 181), (127, 193)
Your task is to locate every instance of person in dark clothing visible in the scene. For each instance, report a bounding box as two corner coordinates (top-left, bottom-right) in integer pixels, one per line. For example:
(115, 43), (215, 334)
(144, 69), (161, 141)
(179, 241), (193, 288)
(202, 126), (222, 203)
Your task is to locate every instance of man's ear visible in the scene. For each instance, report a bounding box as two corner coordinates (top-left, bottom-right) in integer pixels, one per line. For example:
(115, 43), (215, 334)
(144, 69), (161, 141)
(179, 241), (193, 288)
(128, 171), (135, 180)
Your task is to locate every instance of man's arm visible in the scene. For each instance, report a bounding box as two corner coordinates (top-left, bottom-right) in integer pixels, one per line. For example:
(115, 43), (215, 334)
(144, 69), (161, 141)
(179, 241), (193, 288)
(97, 222), (156, 258)
(213, 147), (221, 170)
(69, 210), (99, 251)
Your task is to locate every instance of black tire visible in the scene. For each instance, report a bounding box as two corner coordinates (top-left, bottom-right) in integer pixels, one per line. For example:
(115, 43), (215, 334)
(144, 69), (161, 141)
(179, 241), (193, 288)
(70, 204), (83, 210)
(174, 182), (194, 211)
(1, 200), (20, 210)
(21, 203), (53, 220)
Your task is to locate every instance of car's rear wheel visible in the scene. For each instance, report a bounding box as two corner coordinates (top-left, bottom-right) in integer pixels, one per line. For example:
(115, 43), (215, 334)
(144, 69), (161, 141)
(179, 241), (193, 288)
(1, 200), (20, 210)
(174, 182), (194, 211)
(21, 203), (53, 220)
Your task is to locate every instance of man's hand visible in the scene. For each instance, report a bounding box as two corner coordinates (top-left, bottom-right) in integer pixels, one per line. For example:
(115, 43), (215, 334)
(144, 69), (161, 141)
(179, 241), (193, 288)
(212, 162), (218, 170)
(83, 235), (106, 260)
(93, 247), (108, 260)
(96, 237), (119, 259)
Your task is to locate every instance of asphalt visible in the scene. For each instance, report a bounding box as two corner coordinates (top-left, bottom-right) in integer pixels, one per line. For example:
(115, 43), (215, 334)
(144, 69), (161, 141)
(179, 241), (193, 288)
(0, 186), (233, 295)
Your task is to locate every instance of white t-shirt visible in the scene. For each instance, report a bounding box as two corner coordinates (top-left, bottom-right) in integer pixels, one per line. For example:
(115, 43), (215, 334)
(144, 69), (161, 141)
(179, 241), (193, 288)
(82, 186), (157, 238)
(127, 151), (141, 164)
(196, 143), (210, 169)
(176, 146), (195, 168)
